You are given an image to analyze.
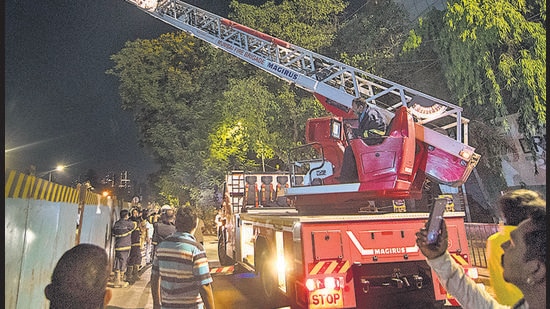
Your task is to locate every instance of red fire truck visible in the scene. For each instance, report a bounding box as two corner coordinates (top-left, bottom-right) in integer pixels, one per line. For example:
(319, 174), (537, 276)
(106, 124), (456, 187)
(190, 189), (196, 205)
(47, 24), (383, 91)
(126, 1), (481, 307)
(218, 170), (476, 308)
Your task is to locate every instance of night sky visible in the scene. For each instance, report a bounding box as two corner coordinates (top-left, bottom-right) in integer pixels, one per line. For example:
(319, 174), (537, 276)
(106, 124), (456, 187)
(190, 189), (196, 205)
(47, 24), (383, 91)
(5, 1), (175, 185)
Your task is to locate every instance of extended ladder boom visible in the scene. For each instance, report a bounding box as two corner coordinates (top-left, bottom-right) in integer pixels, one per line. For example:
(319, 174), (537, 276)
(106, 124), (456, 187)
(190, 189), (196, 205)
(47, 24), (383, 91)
(125, 0), (480, 195)
(127, 0), (470, 143)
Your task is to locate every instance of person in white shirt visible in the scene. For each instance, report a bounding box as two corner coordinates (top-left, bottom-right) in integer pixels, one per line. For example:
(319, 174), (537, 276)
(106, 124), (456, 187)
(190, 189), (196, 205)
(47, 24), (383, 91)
(415, 207), (546, 309)
(144, 216), (155, 264)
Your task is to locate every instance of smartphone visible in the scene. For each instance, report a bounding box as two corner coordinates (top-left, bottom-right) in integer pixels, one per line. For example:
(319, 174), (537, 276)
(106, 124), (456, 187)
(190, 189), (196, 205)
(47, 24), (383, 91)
(426, 198), (447, 245)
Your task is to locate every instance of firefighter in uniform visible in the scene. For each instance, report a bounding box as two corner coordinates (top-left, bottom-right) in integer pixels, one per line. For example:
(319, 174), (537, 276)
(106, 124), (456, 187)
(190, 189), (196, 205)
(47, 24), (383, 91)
(126, 207), (143, 284)
(112, 209), (136, 288)
(339, 97), (387, 183)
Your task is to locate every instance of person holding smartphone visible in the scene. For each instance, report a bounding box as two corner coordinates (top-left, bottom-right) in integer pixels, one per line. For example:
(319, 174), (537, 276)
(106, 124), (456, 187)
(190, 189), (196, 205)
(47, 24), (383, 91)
(486, 189), (545, 305)
(415, 207), (546, 309)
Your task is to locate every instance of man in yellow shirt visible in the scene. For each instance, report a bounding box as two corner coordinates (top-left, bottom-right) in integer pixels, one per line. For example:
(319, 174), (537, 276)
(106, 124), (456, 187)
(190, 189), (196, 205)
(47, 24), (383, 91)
(486, 189), (545, 305)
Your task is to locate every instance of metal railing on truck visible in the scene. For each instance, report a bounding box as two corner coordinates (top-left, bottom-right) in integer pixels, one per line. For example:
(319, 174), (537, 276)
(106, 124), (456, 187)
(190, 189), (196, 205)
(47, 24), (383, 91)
(464, 223), (499, 268)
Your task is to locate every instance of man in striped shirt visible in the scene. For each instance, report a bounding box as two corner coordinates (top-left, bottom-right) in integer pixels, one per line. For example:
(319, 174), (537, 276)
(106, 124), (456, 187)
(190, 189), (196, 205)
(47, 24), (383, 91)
(151, 207), (215, 309)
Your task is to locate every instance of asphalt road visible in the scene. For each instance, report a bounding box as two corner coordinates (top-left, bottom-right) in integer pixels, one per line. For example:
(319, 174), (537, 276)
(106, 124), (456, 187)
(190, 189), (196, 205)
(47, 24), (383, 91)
(106, 235), (289, 309)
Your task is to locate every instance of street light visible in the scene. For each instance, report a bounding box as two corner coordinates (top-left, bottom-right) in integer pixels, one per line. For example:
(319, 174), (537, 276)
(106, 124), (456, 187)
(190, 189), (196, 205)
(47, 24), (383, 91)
(48, 165), (65, 182)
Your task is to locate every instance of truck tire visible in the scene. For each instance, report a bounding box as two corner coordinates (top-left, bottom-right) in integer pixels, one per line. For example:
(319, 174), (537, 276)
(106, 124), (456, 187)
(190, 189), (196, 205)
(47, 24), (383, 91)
(258, 251), (278, 303)
(217, 231), (233, 266)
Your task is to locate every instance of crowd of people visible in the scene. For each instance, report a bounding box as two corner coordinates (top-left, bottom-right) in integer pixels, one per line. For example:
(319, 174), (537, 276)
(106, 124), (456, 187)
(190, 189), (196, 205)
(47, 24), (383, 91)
(44, 188), (545, 309)
(110, 203), (214, 309)
(111, 203), (209, 288)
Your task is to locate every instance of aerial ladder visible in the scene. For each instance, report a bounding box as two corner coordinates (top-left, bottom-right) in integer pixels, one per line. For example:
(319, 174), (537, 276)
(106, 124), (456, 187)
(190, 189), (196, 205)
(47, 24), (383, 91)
(125, 0), (480, 212)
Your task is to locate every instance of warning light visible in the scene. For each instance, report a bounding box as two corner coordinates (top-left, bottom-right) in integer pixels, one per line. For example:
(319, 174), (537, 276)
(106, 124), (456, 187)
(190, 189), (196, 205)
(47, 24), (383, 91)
(324, 277), (337, 290)
(306, 279), (316, 291)
(459, 149), (472, 160)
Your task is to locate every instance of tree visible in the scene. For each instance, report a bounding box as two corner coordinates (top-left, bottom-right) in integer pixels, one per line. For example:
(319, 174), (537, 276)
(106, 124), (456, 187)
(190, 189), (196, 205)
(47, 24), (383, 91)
(107, 9), (329, 204)
(327, 1), (410, 74)
(229, 0), (346, 50)
(401, 0), (546, 199)
(202, 0), (343, 174)
(207, 74), (326, 172)
(108, 32), (244, 203)
(435, 1), (545, 149)
(444, 0), (545, 122)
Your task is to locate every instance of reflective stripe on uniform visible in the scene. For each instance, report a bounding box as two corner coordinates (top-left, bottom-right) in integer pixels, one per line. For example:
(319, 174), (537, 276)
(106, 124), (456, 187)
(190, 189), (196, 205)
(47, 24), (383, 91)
(114, 230), (133, 238)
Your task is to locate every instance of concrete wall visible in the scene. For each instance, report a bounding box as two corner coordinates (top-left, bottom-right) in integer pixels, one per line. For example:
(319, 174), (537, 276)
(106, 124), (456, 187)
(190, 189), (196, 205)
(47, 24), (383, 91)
(5, 170), (121, 309)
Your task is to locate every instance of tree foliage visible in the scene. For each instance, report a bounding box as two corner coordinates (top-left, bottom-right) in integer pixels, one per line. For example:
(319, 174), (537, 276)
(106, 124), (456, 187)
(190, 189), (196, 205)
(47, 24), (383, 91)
(446, 0), (545, 121)
(435, 0), (545, 138)
(209, 76), (276, 172)
(108, 32), (243, 203)
(207, 74), (326, 172)
(402, 0), (546, 198)
(326, 1), (453, 100)
(108, 2), (333, 204)
(327, 1), (410, 73)
(229, 0), (346, 50)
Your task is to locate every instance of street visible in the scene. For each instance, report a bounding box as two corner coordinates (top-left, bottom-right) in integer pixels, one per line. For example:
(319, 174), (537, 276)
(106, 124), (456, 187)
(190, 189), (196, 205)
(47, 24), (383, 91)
(106, 235), (290, 309)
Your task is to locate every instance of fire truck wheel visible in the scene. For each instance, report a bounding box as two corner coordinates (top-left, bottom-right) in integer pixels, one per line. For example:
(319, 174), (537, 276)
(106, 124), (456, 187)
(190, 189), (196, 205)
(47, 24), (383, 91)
(258, 251), (278, 303)
(217, 231), (233, 266)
